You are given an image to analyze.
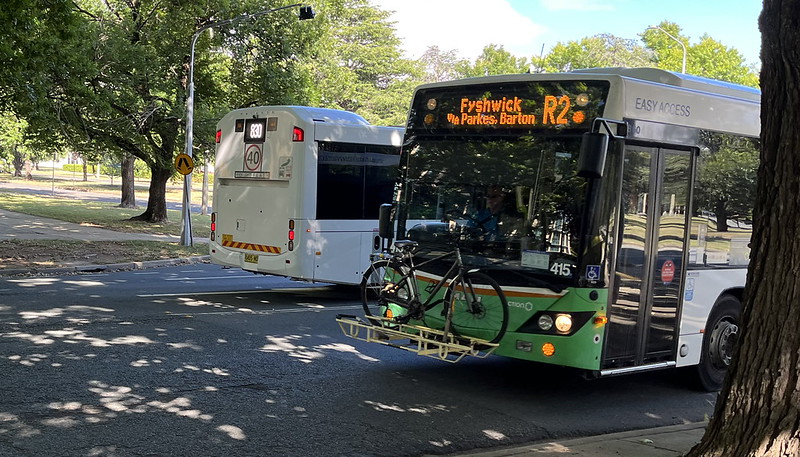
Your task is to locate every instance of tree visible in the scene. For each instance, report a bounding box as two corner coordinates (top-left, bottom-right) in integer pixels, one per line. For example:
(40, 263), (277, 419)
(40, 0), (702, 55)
(641, 21), (759, 87)
(14, 0), (320, 223)
(0, 112), (27, 175)
(540, 34), (653, 73)
(299, 0), (421, 126)
(456, 44), (528, 77)
(419, 46), (465, 83)
(685, 1), (800, 456)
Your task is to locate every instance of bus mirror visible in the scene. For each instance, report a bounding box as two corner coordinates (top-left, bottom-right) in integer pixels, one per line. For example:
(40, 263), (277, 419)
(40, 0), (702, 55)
(577, 132), (609, 179)
(378, 204), (395, 240)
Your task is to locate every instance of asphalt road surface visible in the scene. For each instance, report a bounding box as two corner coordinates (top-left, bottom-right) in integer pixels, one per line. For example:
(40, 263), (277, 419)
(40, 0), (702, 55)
(0, 264), (716, 457)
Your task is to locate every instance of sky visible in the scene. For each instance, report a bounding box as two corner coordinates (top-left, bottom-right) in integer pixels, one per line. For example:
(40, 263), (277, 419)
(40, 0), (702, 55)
(371, 0), (762, 67)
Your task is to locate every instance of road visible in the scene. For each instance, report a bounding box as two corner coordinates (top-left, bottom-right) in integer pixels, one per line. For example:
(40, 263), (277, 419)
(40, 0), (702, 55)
(0, 264), (716, 457)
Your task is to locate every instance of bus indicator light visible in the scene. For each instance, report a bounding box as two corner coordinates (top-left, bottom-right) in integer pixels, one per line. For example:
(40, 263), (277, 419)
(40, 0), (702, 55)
(292, 126), (304, 142)
(542, 342), (556, 357)
(594, 315), (609, 326)
(215, 129), (222, 143)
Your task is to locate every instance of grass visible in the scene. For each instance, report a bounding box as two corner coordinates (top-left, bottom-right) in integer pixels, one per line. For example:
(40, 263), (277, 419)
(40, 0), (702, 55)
(3, 165), (213, 206)
(0, 192), (209, 238)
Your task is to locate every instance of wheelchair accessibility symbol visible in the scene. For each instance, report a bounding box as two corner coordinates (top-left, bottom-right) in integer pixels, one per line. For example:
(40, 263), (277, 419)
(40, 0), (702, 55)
(586, 265), (601, 281)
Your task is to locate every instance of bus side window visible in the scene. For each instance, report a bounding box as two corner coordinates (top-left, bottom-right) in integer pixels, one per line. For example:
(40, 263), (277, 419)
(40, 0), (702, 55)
(691, 133), (758, 267)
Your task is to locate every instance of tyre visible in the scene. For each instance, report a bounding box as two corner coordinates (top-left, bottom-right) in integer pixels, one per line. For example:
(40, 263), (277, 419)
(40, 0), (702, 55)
(696, 294), (741, 391)
(444, 271), (509, 344)
(360, 260), (411, 326)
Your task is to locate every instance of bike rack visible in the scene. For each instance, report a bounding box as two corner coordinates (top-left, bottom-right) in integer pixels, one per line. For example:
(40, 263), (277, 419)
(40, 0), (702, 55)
(335, 315), (499, 363)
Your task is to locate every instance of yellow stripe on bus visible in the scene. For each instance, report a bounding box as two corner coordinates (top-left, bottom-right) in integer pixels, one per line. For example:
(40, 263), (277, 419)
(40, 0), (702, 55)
(221, 238), (282, 254)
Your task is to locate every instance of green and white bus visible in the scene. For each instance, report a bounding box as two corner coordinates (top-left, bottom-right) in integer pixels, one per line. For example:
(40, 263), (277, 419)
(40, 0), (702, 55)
(383, 68), (759, 390)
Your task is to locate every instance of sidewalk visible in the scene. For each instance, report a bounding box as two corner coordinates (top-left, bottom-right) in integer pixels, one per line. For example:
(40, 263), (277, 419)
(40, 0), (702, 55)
(436, 422), (706, 457)
(0, 208), (185, 242)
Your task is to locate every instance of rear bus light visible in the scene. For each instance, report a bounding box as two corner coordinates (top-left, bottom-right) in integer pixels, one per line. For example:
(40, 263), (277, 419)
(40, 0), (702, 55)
(292, 126), (304, 142)
(288, 219), (295, 251)
(215, 129), (222, 143)
(210, 212), (217, 241)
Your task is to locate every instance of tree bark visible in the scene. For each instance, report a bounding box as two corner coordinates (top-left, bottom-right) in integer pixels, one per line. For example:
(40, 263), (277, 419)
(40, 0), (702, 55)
(12, 144), (23, 177)
(119, 153), (137, 208)
(129, 165), (171, 223)
(686, 1), (800, 456)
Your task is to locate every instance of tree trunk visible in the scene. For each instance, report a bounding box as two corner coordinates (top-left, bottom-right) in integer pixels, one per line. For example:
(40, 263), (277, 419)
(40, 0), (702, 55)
(12, 144), (24, 177)
(714, 201), (728, 232)
(82, 158), (88, 182)
(685, 1), (800, 456)
(201, 157), (209, 216)
(129, 165), (171, 223)
(119, 153), (137, 208)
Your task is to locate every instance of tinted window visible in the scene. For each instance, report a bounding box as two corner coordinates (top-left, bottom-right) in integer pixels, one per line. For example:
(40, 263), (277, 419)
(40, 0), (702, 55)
(316, 142), (400, 220)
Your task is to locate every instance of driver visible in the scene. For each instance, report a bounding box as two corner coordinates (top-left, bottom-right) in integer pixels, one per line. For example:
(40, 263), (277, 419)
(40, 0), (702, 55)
(467, 186), (522, 241)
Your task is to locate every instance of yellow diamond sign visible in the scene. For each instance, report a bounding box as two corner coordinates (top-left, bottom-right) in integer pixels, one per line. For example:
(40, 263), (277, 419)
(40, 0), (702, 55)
(175, 153), (194, 175)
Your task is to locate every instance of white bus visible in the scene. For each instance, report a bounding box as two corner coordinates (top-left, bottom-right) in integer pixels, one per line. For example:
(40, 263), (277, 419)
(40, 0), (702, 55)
(210, 106), (404, 285)
(348, 68), (759, 390)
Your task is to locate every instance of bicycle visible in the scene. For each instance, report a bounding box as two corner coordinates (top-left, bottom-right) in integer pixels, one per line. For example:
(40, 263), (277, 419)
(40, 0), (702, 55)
(359, 238), (510, 345)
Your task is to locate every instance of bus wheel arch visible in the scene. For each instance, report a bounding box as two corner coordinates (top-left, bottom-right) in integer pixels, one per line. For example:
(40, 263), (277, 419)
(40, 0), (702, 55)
(696, 293), (742, 391)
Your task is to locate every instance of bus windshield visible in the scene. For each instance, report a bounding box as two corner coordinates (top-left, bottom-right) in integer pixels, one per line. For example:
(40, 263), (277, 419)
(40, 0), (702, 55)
(398, 134), (586, 285)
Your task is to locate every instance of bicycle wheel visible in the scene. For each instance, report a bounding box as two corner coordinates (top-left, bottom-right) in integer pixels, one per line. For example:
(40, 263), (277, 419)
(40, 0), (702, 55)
(444, 271), (509, 344)
(360, 259), (411, 326)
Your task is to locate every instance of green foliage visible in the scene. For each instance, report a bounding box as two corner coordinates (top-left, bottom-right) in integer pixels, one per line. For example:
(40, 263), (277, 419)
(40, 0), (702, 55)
(641, 21), (759, 87)
(63, 163), (97, 174)
(297, 0), (423, 126)
(457, 45), (529, 77)
(419, 46), (467, 83)
(0, 112), (27, 165)
(540, 34), (653, 72)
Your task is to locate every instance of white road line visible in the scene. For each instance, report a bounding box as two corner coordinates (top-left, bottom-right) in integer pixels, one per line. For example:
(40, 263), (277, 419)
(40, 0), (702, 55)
(137, 287), (335, 298)
(163, 275), (259, 281)
(166, 304), (361, 316)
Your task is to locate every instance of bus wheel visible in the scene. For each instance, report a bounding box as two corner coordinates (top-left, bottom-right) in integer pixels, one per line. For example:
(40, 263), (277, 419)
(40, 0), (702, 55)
(696, 295), (741, 392)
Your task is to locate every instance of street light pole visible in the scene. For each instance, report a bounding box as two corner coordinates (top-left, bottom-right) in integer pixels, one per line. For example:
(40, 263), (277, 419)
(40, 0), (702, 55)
(648, 25), (687, 74)
(180, 4), (315, 246)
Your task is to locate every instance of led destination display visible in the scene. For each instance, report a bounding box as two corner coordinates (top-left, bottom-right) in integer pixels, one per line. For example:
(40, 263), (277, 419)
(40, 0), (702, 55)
(409, 80), (610, 133)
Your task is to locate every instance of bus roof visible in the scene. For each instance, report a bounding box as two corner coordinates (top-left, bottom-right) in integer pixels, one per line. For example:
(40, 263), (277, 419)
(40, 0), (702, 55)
(570, 67), (760, 101)
(414, 67), (760, 103)
(224, 105), (372, 126)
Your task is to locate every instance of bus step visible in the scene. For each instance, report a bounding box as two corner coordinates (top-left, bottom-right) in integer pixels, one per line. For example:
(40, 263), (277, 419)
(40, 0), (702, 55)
(335, 315), (498, 363)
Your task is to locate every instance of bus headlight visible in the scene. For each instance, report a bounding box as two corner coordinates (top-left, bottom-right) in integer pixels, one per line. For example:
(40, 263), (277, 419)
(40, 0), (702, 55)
(537, 314), (554, 331)
(555, 314), (573, 333)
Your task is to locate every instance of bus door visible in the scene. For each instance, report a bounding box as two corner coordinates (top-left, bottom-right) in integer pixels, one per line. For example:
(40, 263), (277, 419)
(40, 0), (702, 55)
(604, 145), (692, 369)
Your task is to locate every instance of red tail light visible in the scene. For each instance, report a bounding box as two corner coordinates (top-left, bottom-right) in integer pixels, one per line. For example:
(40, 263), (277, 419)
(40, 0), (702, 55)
(288, 219), (295, 250)
(215, 129), (222, 143)
(292, 126), (304, 142)
(210, 212), (216, 241)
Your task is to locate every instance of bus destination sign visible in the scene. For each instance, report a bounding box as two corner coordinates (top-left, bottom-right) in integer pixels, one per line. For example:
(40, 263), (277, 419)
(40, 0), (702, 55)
(447, 95), (586, 127)
(410, 80), (610, 133)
